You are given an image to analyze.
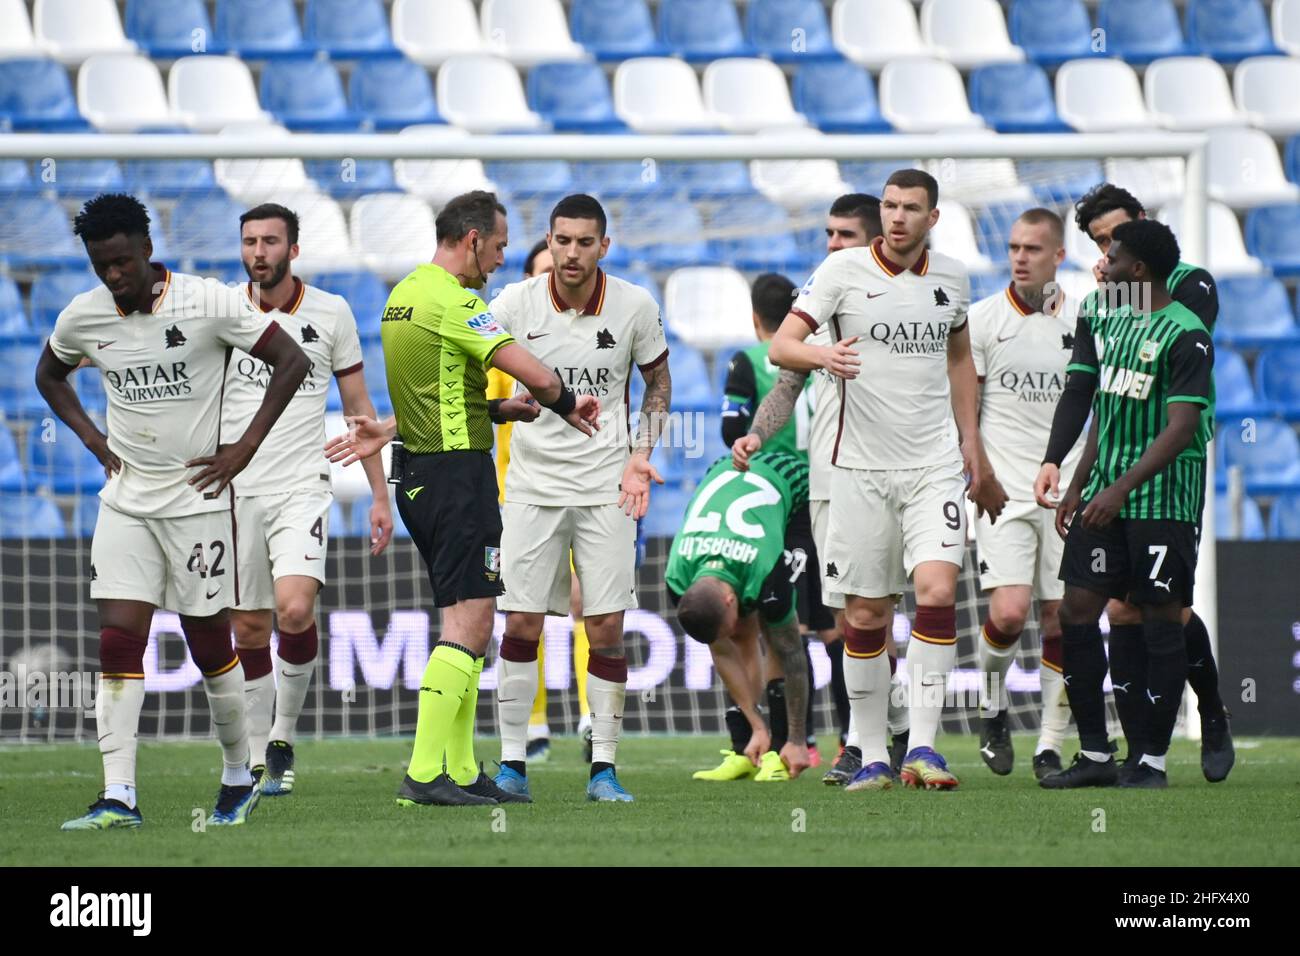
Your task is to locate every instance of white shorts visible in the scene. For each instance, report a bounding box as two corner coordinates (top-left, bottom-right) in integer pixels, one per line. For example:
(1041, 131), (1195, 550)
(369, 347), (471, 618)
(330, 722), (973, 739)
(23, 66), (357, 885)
(90, 501), (237, 616)
(808, 497), (844, 610)
(499, 502), (637, 617)
(235, 490), (332, 611)
(974, 497), (1065, 601)
(824, 462), (968, 601)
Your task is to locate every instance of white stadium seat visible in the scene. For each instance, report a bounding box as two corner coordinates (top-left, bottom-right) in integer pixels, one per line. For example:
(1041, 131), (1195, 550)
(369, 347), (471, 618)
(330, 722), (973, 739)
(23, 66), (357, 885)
(1103, 157), (1186, 210)
(1159, 201), (1264, 277)
(931, 201), (995, 273)
(919, 0), (1024, 69)
(702, 58), (806, 133)
(879, 58), (984, 133)
(214, 123), (314, 203)
(0, 0), (41, 56)
(393, 125), (497, 206)
(925, 129), (1033, 205)
(77, 54), (178, 131)
(1064, 219), (1102, 273)
(1144, 57), (1243, 131)
(168, 56), (272, 133)
(1055, 59), (1151, 132)
(750, 128), (851, 207)
(480, 0), (586, 67)
(664, 267), (754, 351)
(614, 57), (719, 133)
(280, 192), (359, 276)
(1274, 0), (1300, 56)
(437, 54), (545, 133)
(1206, 127), (1300, 209)
(350, 193), (437, 281)
(833, 0), (932, 70)
(391, 0), (484, 67)
(33, 0), (135, 64)
(1233, 56), (1300, 137)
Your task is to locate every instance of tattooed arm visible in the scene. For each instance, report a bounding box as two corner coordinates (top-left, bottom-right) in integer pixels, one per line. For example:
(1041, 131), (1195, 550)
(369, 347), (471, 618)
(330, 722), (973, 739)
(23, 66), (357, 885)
(620, 358), (672, 518)
(732, 368), (809, 471)
(762, 612), (812, 777)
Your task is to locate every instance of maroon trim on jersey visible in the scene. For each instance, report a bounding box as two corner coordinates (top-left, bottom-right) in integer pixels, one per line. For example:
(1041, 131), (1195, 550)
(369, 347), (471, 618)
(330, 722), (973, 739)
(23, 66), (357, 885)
(1006, 283), (1034, 316)
(793, 308), (818, 332)
(830, 315), (847, 467)
(548, 268), (606, 315)
(637, 348), (668, 373)
(333, 361), (364, 379)
(870, 237), (928, 277)
(248, 320), (281, 360)
(247, 277), (304, 315)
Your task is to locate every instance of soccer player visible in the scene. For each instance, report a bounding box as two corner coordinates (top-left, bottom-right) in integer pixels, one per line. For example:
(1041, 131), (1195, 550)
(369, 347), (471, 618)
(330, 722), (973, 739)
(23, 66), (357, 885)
(225, 203), (394, 796)
(668, 452), (814, 782)
(489, 194), (669, 803)
(37, 194), (309, 829)
(968, 208), (1079, 780)
(324, 191), (600, 807)
(1035, 183), (1233, 782)
(768, 169), (1005, 792)
(1041, 219), (1213, 790)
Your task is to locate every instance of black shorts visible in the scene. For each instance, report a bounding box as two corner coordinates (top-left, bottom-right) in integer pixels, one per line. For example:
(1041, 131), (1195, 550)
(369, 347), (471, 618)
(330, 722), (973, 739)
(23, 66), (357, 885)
(783, 503), (836, 632)
(395, 449), (504, 608)
(1059, 505), (1198, 607)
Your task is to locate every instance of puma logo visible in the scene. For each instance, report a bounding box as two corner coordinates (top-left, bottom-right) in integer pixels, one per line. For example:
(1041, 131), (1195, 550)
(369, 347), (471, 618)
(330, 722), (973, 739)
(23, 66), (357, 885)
(1147, 690), (1161, 704)
(1194, 342), (1210, 356)
(1198, 281), (1212, 293)
(1153, 578), (1172, 592)
(1113, 682), (1131, 694)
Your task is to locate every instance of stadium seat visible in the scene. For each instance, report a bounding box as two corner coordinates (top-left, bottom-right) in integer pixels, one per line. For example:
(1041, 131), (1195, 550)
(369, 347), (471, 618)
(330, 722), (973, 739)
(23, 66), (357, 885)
(261, 59), (359, 131)
(0, 275), (28, 338)
(832, 0), (931, 69)
(526, 61), (624, 132)
(484, 160), (573, 196)
(124, 0), (223, 58)
(1255, 346), (1300, 412)
(613, 57), (719, 133)
(1187, 0), (1278, 61)
(1104, 157), (1186, 210)
(169, 55), (272, 132)
(33, 0), (136, 64)
(657, 160), (752, 200)
(77, 54), (179, 131)
(750, 128), (851, 208)
(708, 195), (801, 271)
(570, 0), (664, 61)
(214, 0), (311, 58)
(931, 201), (995, 273)
(349, 193), (436, 281)
(1214, 347), (1262, 415)
(393, 125), (496, 205)
(0, 426), (25, 492)
(1161, 200), (1265, 277)
(1145, 57), (1244, 131)
(1277, 0), (1300, 55)
(969, 270), (1012, 304)
(642, 484), (693, 538)
(275, 192), (357, 276)
(0, 495), (66, 539)
(212, 123), (313, 203)
(920, 0), (1025, 69)
(168, 192), (247, 268)
(25, 422), (106, 493)
(792, 61), (889, 133)
(1233, 56), (1300, 137)
(29, 269), (97, 335)
(926, 130), (1035, 206)
(619, 200), (713, 269)
(1244, 204), (1300, 276)
(45, 158), (125, 197)
(746, 0), (838, 62)
(1055, 59), (1152, 132)
(0, 0), (40, 57)
(0, 57), (86, 130)
(1097, 0), (1188, 63)
(969, 62), (1070, 132)
(437, 54), (545, 133)
(841, 158), (919, 196)
(1207, 127), (1300, 208)
(391, 0), (483, 66)
(667, 343), (715, 410)
(1018, 159), (1105, 204)
(72, 363), (107, 416)
(663, 266), (754, 350)
(73, 494), (100, 537)
(123, 153), (216, 198)
(482, 0), (586, 67)
(0, 195), (82, 270)
(0, 340), (51, 418)
(301, 157), (391, 198)
(1008, 0), (1095, 66)
(571, 160), (660, 197)
(1287, 136), (1300, 188)
(1219, 418), (1300, 489)
(619, 266), (664, 306)
(659, 0), (755, 61)
(1217, 492), (1266, 539)
(313, 271), (390, 338)
(349, 58), (442, 132)
(0, 158), (31, 192)
(1216, 276), (1299, 343)
(303, 0), (396, 57)
(879, 58), (984, 133)
(702, 58), (805, 134)
(1267, 492), (1300, 538)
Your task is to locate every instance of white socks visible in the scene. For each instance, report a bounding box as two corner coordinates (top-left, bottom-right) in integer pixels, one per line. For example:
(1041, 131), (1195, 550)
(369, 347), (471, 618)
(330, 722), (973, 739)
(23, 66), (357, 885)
(906, 638), (957, 751)
(978, 629), (1017, 716)
(269, 654), (313, 745)
(843, 652), (891, 767)
(1036, 664), (1069, 755)
(497, 656), (539, 764)
(203, 667), (252, 787)
(586, 673), (626, 766)
(97, 676), (145, 806)
(243, 672), (275, 769)
(887, 671), (910, 735)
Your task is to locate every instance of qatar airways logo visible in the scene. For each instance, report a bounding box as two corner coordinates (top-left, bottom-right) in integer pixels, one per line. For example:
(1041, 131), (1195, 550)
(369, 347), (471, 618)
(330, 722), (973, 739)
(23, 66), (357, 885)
(998, 369), (1065, 403)
(866, 319), (951, 355)
(234, 356), (318, 392)
(105, 362), (192, 402)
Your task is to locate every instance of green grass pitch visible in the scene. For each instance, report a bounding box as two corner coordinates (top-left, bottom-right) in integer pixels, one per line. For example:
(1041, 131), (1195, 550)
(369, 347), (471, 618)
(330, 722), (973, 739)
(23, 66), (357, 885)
(5, 735), (1299, 866)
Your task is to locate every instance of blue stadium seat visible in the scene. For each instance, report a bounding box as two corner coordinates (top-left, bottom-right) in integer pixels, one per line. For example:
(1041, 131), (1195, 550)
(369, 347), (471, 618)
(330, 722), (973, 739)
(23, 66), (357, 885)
(1218, 419), (1300, 491)
(73, 495), (100, 537)
(1097, 0), (1188, 63)
(73, 366), (108, 417)
(659, 0), (755, 61)
(1216, 492), (1266, 539)
(791, 61), (890, 133)
(1018, 159), (1105, 203)
(840, 159), (911, 197)
(1286, 135), (1300, 188)
(975, 203), (1028, 261)
(125, 0), (224, 58)
(642, 484), (693, 539)
(0, 495), (66, 539)
(0, 426), (25, 492)
(658, 161), (754, 198)
(570, 0), (666, 60)
(1255, 346), (1300, 413)
(123, 156), (215, 197)
(746, 0), (837, 62)
(970, 271), (1012, 304)
(349, 58), (442, 131)
(0, 195), (83, 269)
(313, 271), (390, 338)
(305, 158), (395, 198)
(527, 61), (624, 132)
(0, 58), (87, 131)
(169, 193), (246, 267)
(0, 159), (32, 192)
(572, 160), (661, 197)
(261, 59), (359, 131)
(0, 341), (49, 419)
(1008, 0), (1096, 65)
(670, 343), (715, 410)
(619, 200), (713, 268)
(969, 63), (1071, 133)
(25, 422), (105, 493)
(485, 160), (574, 195)
(1186, 0), (1278, 62)
(710, 196), (801, 271)
(303, 0), (396, 57)
(0, 276), (29, 338)
(30, 270), (98, 335)
(618, 265), (664, 307)
(1214, 276), (1299, 343)
(1244, 205), (1300, 276)
(1215, 347), (1263, 416)
(45, 159), (126, 197)
(214, 0), (312, 57)
(1267, 492), (1300, 538)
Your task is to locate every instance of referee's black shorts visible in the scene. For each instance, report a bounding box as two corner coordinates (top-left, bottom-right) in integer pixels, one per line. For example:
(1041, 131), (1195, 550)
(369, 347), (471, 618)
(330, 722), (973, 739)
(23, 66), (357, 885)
(396, 449), (504, 608)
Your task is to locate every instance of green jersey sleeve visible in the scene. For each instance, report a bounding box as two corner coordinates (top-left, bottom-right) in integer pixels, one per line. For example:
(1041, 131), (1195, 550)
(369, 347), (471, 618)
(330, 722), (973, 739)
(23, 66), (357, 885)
(438, 297), (515, 365)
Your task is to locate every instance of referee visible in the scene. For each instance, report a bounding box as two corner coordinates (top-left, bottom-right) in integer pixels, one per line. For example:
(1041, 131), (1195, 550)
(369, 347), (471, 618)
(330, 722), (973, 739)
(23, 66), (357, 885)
(331, 191), (599, 806)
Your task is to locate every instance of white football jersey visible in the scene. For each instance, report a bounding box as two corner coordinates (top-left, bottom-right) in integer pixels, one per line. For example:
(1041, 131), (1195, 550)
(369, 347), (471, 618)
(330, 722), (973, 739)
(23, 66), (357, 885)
(792, 239), (970, 471)
(493, 269), (668, 506)
(48, 270), (276, 518)
(969, 283), (1083, 500)
(223, 280), (365, 496)
(806, 325), (839, 502)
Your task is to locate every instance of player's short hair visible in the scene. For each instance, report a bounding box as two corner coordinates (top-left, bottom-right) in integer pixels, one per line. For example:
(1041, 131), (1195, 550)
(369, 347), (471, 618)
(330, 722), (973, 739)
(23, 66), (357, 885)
(1074, 183), (1145, 236)
(240, 202), (300, 244)
(676, 578), (729, 645)
(73, 193), (150, 243)
(1111, 218), (1180, 281)
(549, 193), (607, 237)
(1015, 207), (1065, 246)
(436, 190), (507, 245)
(751, 273), (796, 333)
(828, 192), (882, 239)
(884, 168), (939, 209)
(523, 238), (550, 277)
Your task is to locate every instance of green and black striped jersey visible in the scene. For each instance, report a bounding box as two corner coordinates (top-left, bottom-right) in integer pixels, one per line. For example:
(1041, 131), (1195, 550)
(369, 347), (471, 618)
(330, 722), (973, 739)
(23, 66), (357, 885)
(721, 341), (812, 461)
(1067, 298), (1215, 521)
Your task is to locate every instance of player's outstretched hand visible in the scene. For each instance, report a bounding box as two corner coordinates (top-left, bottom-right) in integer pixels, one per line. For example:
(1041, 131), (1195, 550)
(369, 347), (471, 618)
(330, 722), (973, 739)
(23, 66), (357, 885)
(1055, 483), (1082, 540)
(368, 497), (394, 557)
(561, 394), (601, 437)
(619, 453), (664, 519)
(823, 335), (862, 380)
(324, 414), (395, 466)
(499, 393), (542, 423)
(1081, 483), (1124, 530)
(780, 741), (811, 779)
(732, 432), (762, 471)
(186, 441), (254, 497)
(743, 725), (772, 768)
(85, 431), (121, 479)
(1035, 462), (1061, 509)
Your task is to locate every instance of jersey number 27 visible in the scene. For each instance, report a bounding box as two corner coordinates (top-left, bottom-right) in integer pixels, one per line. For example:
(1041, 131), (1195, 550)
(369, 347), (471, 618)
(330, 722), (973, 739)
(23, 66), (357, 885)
(683, 471), (780, 539)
